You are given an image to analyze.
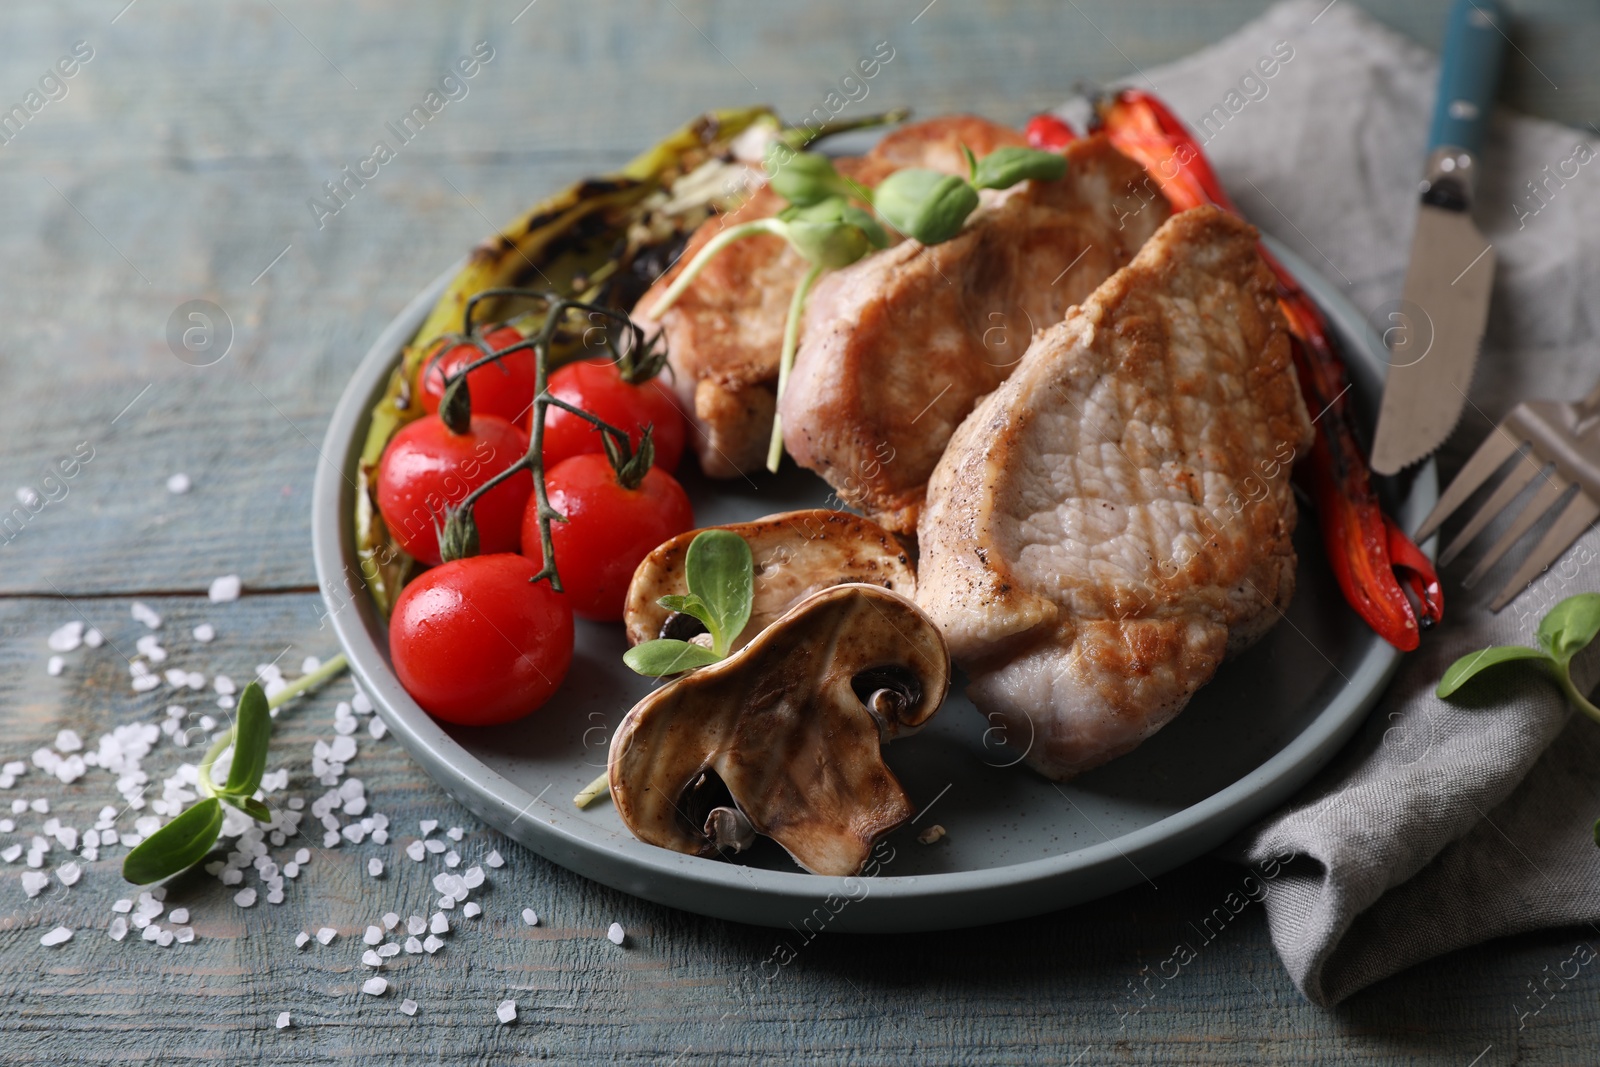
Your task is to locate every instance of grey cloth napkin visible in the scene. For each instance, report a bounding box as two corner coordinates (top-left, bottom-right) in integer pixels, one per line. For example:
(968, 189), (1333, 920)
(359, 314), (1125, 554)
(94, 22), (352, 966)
(1090, 0), (1600, 1005)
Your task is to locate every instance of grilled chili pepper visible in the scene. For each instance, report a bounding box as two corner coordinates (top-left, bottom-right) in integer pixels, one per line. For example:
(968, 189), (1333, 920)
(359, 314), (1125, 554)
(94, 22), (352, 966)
(1062, 88), (1441, 650)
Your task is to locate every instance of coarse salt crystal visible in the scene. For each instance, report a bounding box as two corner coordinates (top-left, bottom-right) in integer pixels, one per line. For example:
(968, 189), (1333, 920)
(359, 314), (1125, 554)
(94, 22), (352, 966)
(369, 718), (387, 740)
(214, 675), (235, 696)
(21, 871), (48, 897)
(422, 934), (443, 954)
(400, 999), (417, 1016)
(607, 922), (625, 945)
(167, 908), (189, 924)
(47, 621), (84, 653)
(157, 929), (175, 947)
(54, 729), (82, 753)
(446, 827), (463, 842)
(362, 949), (383, 967)
(109, 917), (128, 941)
(329, 737), (356, 763)
(1, 845), (20, 863)
(295, 931), (310, 948)
(40, 926), (72, 947)
(407, 915), (426, 936)
(316, 927), (337, 945)
(429, 913), (448, 935)
(462, 866), (485, 889)
(377, 943), (400, 958)
(404, 936), (423, 954)
(444, 851), (460, 869)
(208, 575), (241, 603)
(419, 820), (437, 836)
(234, 888), (257, 907)
(521, 909), (538, 927)
(84, 628), (103, 648)
(463, 902), (482, 919)
(424, 840), (445, 854)
(405, 841), (425, 862)
(363, 925), (382, 945)
(46, 656), (65, 677)
(275, 1011), (290, 1029)
(192, 623), (215, 643)
(496, 1000), (516, 1024)
(131, 602), (161, 629)
(56, 861), (81, 886)
(166, 473), (191, 494)
(301, 656), (321, 674)
(30, 798), (48, 813)
(485, 850), (504, 868)
(294, 848), (310, 865)
(112, 898), (132, 913)
(381, 912), (399, 931)
(176, 927), (195, 943)
(368, 858), (384, 878)
(362, 977), (388, 996)
(352, 690), (373, 714)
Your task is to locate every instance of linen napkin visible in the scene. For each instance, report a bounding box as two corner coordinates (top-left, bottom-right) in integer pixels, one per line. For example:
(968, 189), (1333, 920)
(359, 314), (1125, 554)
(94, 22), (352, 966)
(1071, 0), (1600, 1005)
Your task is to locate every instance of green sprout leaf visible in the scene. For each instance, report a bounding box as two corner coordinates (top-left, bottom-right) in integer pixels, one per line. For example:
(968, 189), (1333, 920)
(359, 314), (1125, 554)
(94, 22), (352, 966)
(224, 795), (274, 823)
(623, 639), (724, 677)
(1536, 592), (1600, 665)
(684, 529), (754, 657)
(657, 592), (715, 631)
(871, 169), (980, 245)
(764, 147), (861, 207)
(970, 146), (1068, 190)
(224, 682), (272, 797)
(122, 796), (224, 885)
(779, 198), (890, 269)
(1435, 645), (1550, 698)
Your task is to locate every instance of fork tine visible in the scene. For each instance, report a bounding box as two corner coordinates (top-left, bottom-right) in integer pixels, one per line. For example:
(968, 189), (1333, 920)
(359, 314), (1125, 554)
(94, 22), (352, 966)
(1489, 492), (1600, 612)
(1415, 428), (1525, 542)
(1437, 452), (1547, 566)
(1461, 475), (1571, 587)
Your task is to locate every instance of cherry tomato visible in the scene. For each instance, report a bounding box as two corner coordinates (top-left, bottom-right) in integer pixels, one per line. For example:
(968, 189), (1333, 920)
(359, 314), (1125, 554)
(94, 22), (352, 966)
(389, 553), (573, 726)
(419, 326), (536, 425)
(1025, 113), (1079, 152)
(538, 359), (686, 473)
(376, 414), (531, 566)
(524, 453), (694, 621)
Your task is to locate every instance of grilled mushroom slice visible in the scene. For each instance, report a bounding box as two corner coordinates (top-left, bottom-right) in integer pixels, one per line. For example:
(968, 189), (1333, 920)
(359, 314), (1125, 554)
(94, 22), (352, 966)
(608, 583), (949, 876)
(623, 509), (914, 652)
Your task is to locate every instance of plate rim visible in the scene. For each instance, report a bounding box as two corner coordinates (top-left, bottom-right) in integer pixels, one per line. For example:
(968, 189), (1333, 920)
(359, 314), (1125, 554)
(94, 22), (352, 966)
(311, 234), (1436, 931)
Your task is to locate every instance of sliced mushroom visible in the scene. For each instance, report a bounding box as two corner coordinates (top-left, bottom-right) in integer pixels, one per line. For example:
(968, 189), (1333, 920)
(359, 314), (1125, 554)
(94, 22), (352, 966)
(608, 583), (949, 876)
(623, 509), (915, 651)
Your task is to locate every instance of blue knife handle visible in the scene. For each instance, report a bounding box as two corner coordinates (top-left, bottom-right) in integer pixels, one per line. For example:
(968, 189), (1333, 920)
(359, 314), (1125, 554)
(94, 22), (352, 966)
(1428, 0), (1509, 158)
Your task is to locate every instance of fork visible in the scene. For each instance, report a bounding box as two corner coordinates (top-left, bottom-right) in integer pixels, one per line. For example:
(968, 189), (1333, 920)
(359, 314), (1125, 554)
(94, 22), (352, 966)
(1414, 378), (1600, 611)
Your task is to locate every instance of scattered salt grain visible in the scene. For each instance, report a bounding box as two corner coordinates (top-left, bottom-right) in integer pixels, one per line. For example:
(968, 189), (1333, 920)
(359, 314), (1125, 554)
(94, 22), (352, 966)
(444, 851), (460, 869)
(362, 949), (383, 967)
(47, 621), (84, 652)
(40, 926), (72, 947)
(328, 736), (357, 764)
(378, 943), (400, 958)
(917, 824), (947, 845)
(234, 888), (257, 907)
(352, 690), (373, 715)
(446, 826), (463, 842)
(404, 937), (423, 954)
(46, 656), (65, 677)
(30, 798), (48, 814)
(166, 473), (191, 494)
(429, 913), (449, 935)
(420, 819), (437, 836)
(407, 915), (426, 936)
(369, 719), (387, 740)
(131, 602), (161, 629)
(463, 902), (482, 919)
(157, 929), (175, 947)
(462, 866), (485, 889)
(496, 1000), (516, 1025)
(275, 1011), (290, 1030)
(213, 675), (235, 697)
(108, 917), (128, 941)
(295, 931), (310, 948)
(316, 927), (337, 945)
(168, 908), (189, 924)
(400, 999), (418, 1016)
(54, 729), (82, 753)
(176, 927), (195, 943)
(362, 977), (388, 996)
(368, 858), (384, 878)
(424, 840), (445, 854)
(56, 861), (81, 886)
(2, 845), (20, 863)
(112, 898), (132, 913)
(192, 623), (215, 643)
(607, 922), (626, 946)
(423, 934), (443, 954)
(84, 628), (103, 648)
(381, 912), (399, 931)
(521, 909), (538, 927)
(21, 871), (48, 897)
(485, 850), (504, 868)
(295, 848), (310, 865)
(208, 575), (241, 603)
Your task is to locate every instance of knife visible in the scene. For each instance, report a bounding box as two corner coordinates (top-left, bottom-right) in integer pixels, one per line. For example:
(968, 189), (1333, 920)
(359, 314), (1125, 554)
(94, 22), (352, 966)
(1370, 0), (1507, 476)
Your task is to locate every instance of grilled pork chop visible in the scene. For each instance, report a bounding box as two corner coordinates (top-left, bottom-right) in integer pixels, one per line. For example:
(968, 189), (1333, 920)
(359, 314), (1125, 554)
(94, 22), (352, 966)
(634, 116), (1026, 478)
(779, 134), (1170, 533)
(915, 206), (1314, 780)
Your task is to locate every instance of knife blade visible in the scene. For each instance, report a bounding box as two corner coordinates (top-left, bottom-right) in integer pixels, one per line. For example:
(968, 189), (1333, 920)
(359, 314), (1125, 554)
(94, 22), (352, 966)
(1370, 0), (1508, 476)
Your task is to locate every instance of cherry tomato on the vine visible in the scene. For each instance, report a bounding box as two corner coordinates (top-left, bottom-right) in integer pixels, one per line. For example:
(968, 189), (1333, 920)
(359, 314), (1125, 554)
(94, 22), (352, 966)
(524, 452), (694, 622)
(419, 325), (537, 425)
(1024, 113), (1079, 152)
(389, 553), (574, 726)
(375, 414), (531, 566)
(539, 358), (686, 473)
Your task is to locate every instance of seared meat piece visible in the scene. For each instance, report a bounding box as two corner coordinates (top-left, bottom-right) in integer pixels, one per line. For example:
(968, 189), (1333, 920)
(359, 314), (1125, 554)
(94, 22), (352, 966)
(634, 116), (1025, 478)
(778, 134), (1170, 533)
(915, 206), (1314, 781)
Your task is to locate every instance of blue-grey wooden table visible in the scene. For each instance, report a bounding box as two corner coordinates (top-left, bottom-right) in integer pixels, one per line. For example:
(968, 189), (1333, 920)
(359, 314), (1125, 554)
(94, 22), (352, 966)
(2, 2), (1597, 1063)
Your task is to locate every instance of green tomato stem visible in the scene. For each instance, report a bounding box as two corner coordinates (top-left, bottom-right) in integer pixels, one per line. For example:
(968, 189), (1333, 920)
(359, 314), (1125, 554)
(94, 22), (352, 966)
(766, 263), (825, 473)
(574, 772), (611, 809)
(199, 653), (351, 801)
(648, 219), (785, 318)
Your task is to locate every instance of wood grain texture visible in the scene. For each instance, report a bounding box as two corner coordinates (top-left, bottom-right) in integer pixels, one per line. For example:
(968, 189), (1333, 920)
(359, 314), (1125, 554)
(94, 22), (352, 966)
(0, 1), (1598, 1062)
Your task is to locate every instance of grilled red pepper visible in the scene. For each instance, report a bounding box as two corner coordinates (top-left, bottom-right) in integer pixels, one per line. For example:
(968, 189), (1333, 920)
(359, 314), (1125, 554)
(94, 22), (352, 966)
(1058, 88), (1441, 651)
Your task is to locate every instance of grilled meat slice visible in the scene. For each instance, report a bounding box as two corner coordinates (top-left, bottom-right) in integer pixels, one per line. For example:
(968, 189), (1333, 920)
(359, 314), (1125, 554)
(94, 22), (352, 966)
(777, 134), (1170, 533)
(915, 206), (1314, 780)
(634, 116), (1026, 478)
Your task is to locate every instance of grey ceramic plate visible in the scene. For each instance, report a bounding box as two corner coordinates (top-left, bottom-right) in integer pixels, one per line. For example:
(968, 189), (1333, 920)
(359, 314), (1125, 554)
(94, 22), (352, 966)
(312, 235), (1436, 932)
